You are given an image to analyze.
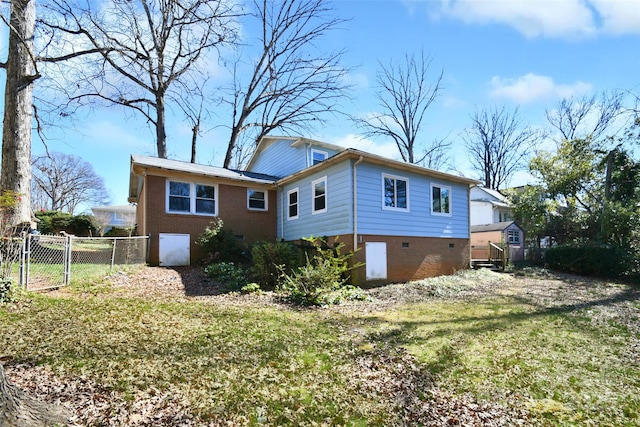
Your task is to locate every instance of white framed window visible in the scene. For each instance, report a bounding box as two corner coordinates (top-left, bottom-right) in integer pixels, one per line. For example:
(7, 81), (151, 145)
(431, 183), (451, 216)
(287, 188), (299, 220)
(312, 176), (327, 214)
(311, 149), (328, 165)
(167, 180), (217, 215)
(247, 189), (267, 211)
(508, 229), (520, 244)
(382, 173), (409, 211)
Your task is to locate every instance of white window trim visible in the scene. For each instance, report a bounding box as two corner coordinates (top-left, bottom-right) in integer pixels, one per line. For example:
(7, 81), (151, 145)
(508, 229), (521, 244)
(287, 187), (299, 220)
(381, 173), (410, 212)
(430, 183), (452, 217)
(166, 179), (218, 216)
(247, 188), (268, 211)
(312, 176), (328, 215)
(311, 148), (328, 165)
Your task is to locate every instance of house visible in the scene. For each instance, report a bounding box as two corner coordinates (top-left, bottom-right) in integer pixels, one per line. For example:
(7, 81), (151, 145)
(470, 221), (525, 262)
(470, 186), (513, 226)
(128, 155), (278, 266)
(128, 136), (480, 284)
(91, 205), (137, 233)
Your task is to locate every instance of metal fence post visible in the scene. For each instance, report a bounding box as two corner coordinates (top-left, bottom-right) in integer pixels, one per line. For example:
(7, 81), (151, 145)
(63, 235), (72, 285)
(111, 238), (117, 272)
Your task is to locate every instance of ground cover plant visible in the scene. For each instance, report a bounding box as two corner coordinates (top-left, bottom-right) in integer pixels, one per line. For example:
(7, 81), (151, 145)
(0, 266), (638, 426)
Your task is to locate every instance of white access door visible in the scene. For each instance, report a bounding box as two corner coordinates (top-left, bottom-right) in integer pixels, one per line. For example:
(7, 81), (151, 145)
(365, 242), (387, 280)
(159, 233), (191, 266)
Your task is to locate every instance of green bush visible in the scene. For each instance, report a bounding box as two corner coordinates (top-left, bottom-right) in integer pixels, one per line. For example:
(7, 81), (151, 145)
(0, 280), (16, 303)
(240, 282), (261, 294)
(251, 241), (302, 290)
(204, 262), (249, 291)
(35, 210), (98, 236)
(277, 237), (364, 306)
(545, 244), (632, 277)
(197, 219), (246, 263)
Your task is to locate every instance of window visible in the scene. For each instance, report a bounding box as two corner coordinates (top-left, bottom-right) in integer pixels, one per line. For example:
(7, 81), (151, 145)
(312, 177), (327, 214)
(508, 229), (520, 244)
(195, 184), (215, 214)
(287, 188), (299, 220)
(168, 181), (191, 212)
(247, 189), (267, 211)
(431, 184), (451, 215)
(311, 149), (328, 165)
(167, 180), (216, 215)
(382, 174), (408, 210)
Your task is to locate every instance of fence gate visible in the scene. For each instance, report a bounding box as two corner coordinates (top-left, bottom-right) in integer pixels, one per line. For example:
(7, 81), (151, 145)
(20, 234), (149, 291)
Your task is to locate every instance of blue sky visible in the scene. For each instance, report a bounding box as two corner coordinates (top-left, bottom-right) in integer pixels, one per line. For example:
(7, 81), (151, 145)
(1, 0), (640, 210)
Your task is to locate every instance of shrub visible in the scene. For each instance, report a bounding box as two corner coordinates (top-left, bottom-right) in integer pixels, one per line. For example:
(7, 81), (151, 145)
(240, 282), (261, 294)
(545, 243), (632, 277)
(204, 262), (249, 291)
(277, 237), (363, 306)
(197, 219), (246, 263)
(0, 279), (16, 303)
(251, 241), (302, 290)
(34, 210), (98, 236)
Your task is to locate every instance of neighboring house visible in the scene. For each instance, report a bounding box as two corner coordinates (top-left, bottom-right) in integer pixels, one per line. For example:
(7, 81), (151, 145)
(91, 205), (137, 233)
(470, 221), (525, 262)
(128, 136), (480, 284)
(470, 186), (513, 226)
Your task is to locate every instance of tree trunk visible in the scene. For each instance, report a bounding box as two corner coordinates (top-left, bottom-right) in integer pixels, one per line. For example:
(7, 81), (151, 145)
(0, 364), (71, 427)
(156, 94), (167, 159)
(1, 0), (37, 226)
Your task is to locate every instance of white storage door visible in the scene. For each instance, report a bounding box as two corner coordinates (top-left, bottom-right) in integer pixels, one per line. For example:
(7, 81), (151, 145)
(365, 242), (387, 280)
(159, 233), (191, 266)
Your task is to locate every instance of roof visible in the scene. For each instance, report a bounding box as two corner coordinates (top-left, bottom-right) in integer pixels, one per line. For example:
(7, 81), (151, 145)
(470, 221), (521, 233)
(471, 186), (510, 203)
(128, 155), (279, 202)
(276, 148), (480, 186)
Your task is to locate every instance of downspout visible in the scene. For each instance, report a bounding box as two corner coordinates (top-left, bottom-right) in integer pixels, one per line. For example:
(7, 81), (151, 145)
(277, 184), (284, 241)
(468, 184), (475, 268)
(353, 156), (364, 250)
(141, 170), (147, 237)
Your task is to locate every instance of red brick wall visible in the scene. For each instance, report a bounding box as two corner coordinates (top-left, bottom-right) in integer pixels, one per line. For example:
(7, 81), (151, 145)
(143, 174), (276, 265)
(323, 234), (471, 285)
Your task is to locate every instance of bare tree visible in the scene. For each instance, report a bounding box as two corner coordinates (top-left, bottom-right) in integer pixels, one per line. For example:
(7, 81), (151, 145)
(0, 0), (38, 227)
(31, 151), (109, 213)
(463, 106), (542, 190)
(39, 0), (239, 159)
(546, 90), (627, 145)
(222, 0), (351, 168)
(355, 50), (449, 168)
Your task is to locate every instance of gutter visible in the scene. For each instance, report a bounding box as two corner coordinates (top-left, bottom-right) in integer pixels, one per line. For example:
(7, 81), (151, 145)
(353, 156), (364, 250)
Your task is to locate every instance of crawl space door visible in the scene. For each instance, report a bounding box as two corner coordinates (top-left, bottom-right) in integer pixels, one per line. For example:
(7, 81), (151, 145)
(365, 242), (387, 280)
(159, 233), (190, 266)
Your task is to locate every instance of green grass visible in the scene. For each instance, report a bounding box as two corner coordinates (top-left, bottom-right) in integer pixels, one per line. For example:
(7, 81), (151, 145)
(1, 269), (639, 425)
(356, 295), (639, 425)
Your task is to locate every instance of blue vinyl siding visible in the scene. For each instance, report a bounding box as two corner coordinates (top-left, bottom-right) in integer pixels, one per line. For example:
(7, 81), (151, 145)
(277, 159), (470, 241)
(249, 139), (341, 178)
(355, 162), (470, 239)
(278, 160), (353, 240)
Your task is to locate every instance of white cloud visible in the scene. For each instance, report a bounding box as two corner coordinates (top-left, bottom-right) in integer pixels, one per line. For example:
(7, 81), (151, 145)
(342, 72), (370, 90)
(590, 0), (640, 35)
(437, 0), (640, 39)
(489, 73), (592, 104)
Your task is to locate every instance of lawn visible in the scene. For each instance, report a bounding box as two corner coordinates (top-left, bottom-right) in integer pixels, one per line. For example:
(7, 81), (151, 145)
(0, 267), (638, 426)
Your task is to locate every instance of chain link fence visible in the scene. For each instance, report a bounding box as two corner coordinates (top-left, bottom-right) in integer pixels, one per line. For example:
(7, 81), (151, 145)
(21, 234), (149, 291)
